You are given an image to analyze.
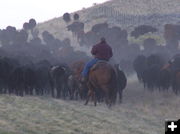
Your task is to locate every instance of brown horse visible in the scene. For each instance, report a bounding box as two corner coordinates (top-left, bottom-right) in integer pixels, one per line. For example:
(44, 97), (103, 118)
(84, 62), (117, 107)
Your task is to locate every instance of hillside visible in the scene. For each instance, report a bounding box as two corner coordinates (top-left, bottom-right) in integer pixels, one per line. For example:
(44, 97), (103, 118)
(0, 77), (180, 134)
(36, 0), (180, 42)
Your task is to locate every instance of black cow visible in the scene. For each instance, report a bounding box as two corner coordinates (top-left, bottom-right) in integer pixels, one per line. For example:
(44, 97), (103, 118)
(9, 67), (25, 96)
(67, 74), (80, 100)
(49, 65), (69, 99)
(133, 55), (147, 82)
(23, 66), (36, 95)
(34, 60), (51, 96)
(114, 64), (127, 103)
(158, 69), (171, 91)
(142, 64), (161, 91)
(0, 57), (18, 94)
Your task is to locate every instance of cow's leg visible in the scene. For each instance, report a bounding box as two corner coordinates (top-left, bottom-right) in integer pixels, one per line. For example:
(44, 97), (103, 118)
(56, 86), (61, 99)
(51, 87), (55, 98)
(119, 90), (122, 104)
(49, 80), (55, 98)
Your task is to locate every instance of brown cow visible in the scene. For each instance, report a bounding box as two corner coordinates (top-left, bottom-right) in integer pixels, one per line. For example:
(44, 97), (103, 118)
(69, 61), (88, 100)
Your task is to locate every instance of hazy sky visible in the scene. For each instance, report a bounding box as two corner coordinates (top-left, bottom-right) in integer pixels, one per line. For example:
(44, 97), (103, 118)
(0, 0), (108, 29)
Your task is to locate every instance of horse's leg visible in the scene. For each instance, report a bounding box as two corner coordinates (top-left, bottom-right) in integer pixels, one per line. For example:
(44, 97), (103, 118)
(93, 91), (97, 106)
(84, 90), (92, 105)
(84, 90), (90, 105)
(105, 92), (110, 106)
(101, 85), (111, 107)
(106, 92), (111, 108)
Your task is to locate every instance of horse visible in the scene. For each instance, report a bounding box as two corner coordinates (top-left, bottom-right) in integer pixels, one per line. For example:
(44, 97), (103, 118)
(84, 62), (117, 107)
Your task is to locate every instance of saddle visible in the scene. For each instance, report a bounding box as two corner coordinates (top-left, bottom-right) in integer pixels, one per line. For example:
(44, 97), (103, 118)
(91, 61), (120, 73)
(91, 60), (109, 71)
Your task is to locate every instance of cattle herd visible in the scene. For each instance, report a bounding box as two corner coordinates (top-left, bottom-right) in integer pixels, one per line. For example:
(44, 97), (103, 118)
(0, 16), (180, 106)
(0, 52), (180, 106)
(0, 57), (67, 97)
(133, 54), (180, 94)
(0, 56), (128, 105)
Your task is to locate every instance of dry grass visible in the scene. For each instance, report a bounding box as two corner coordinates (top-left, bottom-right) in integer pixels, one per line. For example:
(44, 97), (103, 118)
(0, 76), (180, 134)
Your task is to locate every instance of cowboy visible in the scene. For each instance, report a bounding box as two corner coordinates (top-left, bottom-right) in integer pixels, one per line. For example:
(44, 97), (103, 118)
(81, 37), (113, 82)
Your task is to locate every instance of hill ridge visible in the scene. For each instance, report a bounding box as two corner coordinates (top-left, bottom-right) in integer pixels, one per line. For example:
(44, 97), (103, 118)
(37, 0), (180, 41)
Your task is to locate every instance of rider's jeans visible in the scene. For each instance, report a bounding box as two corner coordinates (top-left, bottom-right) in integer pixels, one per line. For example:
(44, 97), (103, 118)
(81, 58), (99, 77)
